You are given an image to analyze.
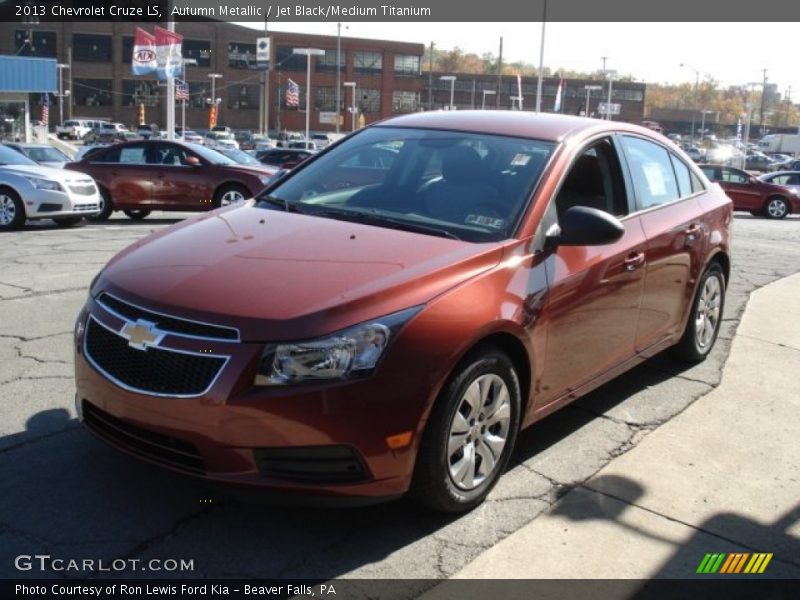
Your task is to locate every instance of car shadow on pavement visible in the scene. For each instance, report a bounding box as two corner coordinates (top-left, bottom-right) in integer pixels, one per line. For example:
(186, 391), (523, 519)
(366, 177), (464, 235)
(0, 353), (725, 581)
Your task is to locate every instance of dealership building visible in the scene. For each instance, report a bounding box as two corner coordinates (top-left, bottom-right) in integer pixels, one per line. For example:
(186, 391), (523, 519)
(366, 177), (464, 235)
(1, 20), (646, 133)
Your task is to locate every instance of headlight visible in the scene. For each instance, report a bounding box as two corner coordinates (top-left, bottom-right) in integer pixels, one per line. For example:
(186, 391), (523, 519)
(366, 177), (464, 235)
(24, 176), (63, 192)
(255, 307), (421, 386)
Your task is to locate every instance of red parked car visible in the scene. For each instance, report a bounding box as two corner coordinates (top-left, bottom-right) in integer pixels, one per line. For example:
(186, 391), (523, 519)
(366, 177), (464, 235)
(74, 112), (732, 512)
(699, 163), (800, 219)
(68, 140), (277, 220)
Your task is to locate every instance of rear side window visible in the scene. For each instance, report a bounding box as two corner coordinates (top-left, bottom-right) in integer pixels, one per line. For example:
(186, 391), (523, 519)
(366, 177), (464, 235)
(669, 154), (693, 197)
(720, 168), (748, 184)
(620, 136), (680, 210)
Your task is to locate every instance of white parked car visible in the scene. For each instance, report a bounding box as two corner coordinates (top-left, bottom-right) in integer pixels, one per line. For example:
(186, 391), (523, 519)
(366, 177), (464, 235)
(0, 145), (101, 230)
(204, 131), (240, 150)
(56, 119), (108, 140)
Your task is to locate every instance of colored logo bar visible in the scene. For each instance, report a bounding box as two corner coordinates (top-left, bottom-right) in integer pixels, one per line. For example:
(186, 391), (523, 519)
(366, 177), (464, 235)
(696, 552), (773, 574)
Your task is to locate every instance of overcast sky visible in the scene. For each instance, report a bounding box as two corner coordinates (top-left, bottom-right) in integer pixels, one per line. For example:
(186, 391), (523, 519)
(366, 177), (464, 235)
(239, 21), (798, 100)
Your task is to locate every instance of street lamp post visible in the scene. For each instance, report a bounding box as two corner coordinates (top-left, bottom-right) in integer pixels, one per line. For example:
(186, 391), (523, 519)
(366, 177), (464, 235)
(481, 89), (496, 110)
(741, 81), (765, 169)
(440, 75), (456, 110)
(208, 73), (222, 128)
(604, 69), (616, 121)
(680, 63), (700, 139)
(56, 63), (69, 126)
(343, 81), (356, 132)
(335, 23), (348, 134)
(699, 109), (715, 142)
(293, 48), (325, 144)
(584, 84), (602, 117)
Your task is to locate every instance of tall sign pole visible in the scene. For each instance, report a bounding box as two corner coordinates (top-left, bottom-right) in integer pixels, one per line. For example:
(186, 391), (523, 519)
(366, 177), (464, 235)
(166, 3), (176, 140)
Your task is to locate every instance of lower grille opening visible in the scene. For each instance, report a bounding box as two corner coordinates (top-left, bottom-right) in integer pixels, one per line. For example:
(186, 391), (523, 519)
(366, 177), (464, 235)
(82, 400), (205, 474)
(254, 445), (370, 484)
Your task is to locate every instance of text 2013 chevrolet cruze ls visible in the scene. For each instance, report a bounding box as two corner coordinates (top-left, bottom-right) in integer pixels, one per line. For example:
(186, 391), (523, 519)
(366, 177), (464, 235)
(74, 112), (732, 512)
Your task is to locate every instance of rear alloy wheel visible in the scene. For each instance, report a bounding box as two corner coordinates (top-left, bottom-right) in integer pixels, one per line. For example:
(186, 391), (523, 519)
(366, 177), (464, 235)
(53, 217), (83, 227)
(410, 349), (521, 513)
(214, 184), (250, 208)
(673, 264), (726, 362)
(0, 189), (25, 231)
(764, 197), (789, 220)
(87, 188), (113, 221)
(123, 209), (151, 221)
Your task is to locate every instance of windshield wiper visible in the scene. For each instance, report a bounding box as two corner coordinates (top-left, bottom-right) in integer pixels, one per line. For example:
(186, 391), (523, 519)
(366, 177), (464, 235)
(257, 195), (308, 214)
(307, 207), (462, 241)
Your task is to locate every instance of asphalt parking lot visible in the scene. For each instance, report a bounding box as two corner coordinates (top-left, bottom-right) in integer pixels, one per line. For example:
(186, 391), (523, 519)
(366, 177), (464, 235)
(1, 212), (798, 585)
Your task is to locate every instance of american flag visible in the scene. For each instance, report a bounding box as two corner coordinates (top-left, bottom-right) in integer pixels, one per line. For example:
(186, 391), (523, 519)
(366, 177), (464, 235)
(175, 79), (189, 101)
(286, 79), (300, 107)
(41, 93), (49, 126)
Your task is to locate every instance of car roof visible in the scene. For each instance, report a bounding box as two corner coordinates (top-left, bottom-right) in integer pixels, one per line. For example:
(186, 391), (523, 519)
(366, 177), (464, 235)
(375, 110), (654, 143)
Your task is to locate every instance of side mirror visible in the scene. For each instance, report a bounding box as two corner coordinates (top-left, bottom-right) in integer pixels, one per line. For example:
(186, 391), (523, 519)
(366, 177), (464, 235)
(549, 206), (625, 247)
(185, 156), (201, 167)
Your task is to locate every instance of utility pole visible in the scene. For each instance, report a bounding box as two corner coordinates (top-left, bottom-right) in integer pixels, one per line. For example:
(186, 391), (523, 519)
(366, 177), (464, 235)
(496, 37), (503, 108)
(758, 68), (768, 137)
(428, 41), (434, 110)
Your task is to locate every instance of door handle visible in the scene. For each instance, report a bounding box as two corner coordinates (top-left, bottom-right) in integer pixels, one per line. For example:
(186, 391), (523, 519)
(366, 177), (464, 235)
(623, 252), (646, 272)
(685, 224), (702, 243)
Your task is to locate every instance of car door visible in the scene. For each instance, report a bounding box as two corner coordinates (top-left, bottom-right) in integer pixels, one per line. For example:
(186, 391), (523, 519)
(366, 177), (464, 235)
(147, 142), (212, 209)
(91, 143), (152, 207)
(537, 138), (647, 406)
(717, 166), (761, 211)
(618, 135), (708, 352)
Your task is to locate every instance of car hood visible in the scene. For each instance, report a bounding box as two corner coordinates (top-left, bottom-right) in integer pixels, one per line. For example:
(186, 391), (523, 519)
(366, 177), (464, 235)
(0, 164), (93, 182)
(97, 205), (505, 341)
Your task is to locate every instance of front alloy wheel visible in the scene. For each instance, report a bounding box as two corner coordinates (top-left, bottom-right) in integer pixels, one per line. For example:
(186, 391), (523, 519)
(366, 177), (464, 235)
(0, 189), (25, 231)
(764, 197), (789, 219)
(410, 349), (521, 512)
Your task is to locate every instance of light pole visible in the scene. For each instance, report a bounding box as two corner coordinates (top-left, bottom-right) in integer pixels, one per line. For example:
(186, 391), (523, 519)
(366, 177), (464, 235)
(584, 84), (602, 117)
(741, 82), (764, 169)
(535, 0), (548, 113)
(343, 81), (356, 132)
(207, 73), (222, 128)
(680, 63), (700, 139)
(335, 23), (348, 134)
(56, 63), (69, 125)
(440, 75), (456, 110)
(481, 89), (496, 110)
(699, 109), (715, 142)
(293, 48), (325, 143)
(603, 67), (616, 121)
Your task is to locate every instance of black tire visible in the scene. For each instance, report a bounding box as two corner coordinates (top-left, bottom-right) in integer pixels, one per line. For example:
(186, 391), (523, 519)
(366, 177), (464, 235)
(123, 209), (151, 221)
(213, 184), (250, 208)
(87, 188), (113, 221)
(0, 188), (26, 231)
(672, 263), (726, 362)
(410, 348), (521, 513)
(52, 217), (84, 227)
(763, 196), (789, 220)
(749, 210), (763, 217)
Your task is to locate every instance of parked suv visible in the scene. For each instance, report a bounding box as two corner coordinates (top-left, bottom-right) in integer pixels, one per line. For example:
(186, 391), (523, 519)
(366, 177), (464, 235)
(699, 163), (800, 219)
(75, 113), (732, 511)
(67, 140), (276, 220)
(56, 119), (108, 140)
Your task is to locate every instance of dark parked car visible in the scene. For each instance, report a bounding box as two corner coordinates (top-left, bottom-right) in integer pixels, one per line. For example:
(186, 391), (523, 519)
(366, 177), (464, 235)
(255, 148), (314, 169)
(67, 140), (277, 220)
(75, 112), (731, 512)
(743, 153), (777, 172)
(699, 163), (800, 219)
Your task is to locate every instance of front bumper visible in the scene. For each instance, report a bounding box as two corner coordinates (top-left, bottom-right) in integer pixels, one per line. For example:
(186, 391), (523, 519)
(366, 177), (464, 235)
(73, 296), (435, 502)
(25, 187), (101, 219)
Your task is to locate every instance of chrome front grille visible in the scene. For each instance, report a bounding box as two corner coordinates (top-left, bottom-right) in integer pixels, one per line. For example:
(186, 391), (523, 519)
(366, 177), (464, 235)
(69, 183), (97, 196)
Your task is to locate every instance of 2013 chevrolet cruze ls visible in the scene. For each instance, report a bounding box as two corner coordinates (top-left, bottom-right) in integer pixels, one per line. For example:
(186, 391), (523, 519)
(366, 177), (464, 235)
(74, 112), (732, 512)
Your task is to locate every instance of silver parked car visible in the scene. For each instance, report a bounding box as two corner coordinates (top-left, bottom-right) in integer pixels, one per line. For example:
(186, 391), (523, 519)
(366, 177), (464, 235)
(0, 145), (101, 230)
(3, 143), (73, 168)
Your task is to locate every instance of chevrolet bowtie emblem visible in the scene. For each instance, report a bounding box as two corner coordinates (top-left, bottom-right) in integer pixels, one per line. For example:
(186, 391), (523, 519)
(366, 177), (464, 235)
(119, 319), (164, 351)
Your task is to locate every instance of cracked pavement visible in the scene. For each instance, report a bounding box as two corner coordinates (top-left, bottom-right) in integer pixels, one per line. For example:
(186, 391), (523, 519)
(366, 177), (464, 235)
(1, 213), (798, 587)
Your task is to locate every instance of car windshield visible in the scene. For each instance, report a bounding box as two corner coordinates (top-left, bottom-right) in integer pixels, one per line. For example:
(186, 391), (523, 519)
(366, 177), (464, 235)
(184, 143), (238, 165)
(258, 126), (555, 242)
(217, 148), (261, 165)
(0, 145), (38, 166)
(25, 146), (70, 163)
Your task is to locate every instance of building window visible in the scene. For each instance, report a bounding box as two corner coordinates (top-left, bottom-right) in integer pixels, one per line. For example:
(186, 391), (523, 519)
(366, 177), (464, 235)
(276, 46), (306, 71)
(613, 89), (645, 102)
(14, 30), (57, 58)
(354, 51), (383, 74)
(122, 36), (133, 64)
(228, 42), (259, 70)
(228, 84), (259, 110)
(315, 49), (344, 73)
(72, 79), (113, 107)
(359, 89), (381, 113)
(122, 79), (161, 108)
(394, 55), (420, 76)
(392, 91), (419, 113)
(314, 87), (338, 111)
(72, 34), (112, 62)
(184, 40), (211, 68)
